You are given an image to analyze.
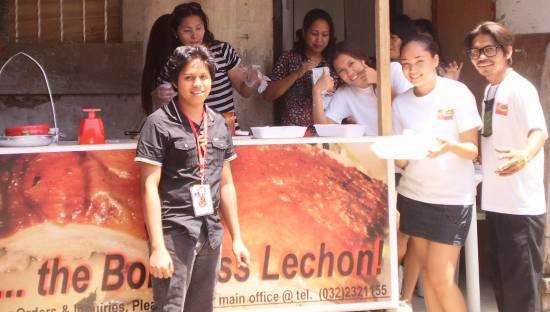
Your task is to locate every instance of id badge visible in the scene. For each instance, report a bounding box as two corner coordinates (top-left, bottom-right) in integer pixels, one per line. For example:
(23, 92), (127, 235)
(190, 184), (214, 216)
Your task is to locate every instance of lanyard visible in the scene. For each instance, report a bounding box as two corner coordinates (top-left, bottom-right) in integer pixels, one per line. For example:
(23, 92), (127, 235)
(186, 110), (208, 184)
(482, 84), (499, 137)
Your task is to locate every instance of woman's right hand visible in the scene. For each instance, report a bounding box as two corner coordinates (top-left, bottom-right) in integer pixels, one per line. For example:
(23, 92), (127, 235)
(364, 66), (378, 85)
(313, 71), (334, 94)
(295, 59), (320, 79)
(439, 61), (463, 81)
(149, 247), (174, 279)
(151, 83), (177, 107)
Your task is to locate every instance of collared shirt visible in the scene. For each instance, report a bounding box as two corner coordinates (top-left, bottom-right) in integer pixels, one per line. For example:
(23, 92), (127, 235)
(135, 101), (236, 248)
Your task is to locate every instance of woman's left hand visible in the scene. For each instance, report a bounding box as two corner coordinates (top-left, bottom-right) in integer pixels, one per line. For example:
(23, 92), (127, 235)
(313, 71), (334, 94)
(494, 147), (529, 176)
(239, 65), (262, 87)
(232, 239), (250, 268)
(428, 137), (452, 158)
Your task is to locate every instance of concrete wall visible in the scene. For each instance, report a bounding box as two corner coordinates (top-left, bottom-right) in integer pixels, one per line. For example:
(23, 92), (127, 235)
(0, 42), (143, 140)
(199, 0), (274, 129)
(496, 0), (550, 33)
(0, 46), (144, 141)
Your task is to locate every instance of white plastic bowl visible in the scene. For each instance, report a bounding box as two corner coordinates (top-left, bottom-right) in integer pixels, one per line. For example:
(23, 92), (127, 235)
(0, 134), (55, 147)
(314, 124), (367, 137)
(250, 126), (307, 139)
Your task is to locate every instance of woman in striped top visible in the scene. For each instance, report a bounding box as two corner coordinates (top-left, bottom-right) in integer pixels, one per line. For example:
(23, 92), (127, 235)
(142, 2), (259, 119)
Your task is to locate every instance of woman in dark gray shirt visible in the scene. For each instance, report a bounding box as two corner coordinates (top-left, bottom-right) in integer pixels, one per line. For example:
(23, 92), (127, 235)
(136, 45), (249, 312)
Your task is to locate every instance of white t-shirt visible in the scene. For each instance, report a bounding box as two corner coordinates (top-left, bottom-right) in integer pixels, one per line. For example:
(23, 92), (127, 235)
(326, 85), (379, 136)
(481, 70), (548, 215)
(393, 77), (482, 205)
(391, 61), (413, 95)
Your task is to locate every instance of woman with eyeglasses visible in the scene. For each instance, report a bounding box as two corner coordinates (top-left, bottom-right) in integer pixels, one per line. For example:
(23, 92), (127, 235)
(465, 21), (548, 312)
(141, 2), (260, 117)
(262, 8), (340, 126)
(393, 34), (482, 312)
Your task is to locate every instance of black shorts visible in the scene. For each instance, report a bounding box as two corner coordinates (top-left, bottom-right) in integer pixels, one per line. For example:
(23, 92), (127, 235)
(397, 194), (472, 246)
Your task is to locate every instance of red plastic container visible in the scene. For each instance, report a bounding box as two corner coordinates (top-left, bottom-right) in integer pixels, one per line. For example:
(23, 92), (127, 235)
(79, 108), (105, 144)
(5, 123), (49, 136)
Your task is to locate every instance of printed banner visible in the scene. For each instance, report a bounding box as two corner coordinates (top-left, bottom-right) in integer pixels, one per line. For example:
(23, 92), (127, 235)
(0, 142), (396, 312)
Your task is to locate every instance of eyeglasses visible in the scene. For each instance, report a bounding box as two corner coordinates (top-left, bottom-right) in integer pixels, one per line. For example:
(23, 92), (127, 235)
(466, 45), (502, 60)
(481, 85), (499, 137)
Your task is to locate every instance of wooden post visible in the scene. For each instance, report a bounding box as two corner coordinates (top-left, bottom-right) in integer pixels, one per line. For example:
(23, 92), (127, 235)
(376, 3), (397, 311)
(375, 0), (392, 136)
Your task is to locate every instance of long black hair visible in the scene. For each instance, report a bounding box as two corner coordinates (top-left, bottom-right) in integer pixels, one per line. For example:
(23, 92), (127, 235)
(292, 8), (336, 59)
(170, 2), (217, 47)
(141, 14), (179, 115)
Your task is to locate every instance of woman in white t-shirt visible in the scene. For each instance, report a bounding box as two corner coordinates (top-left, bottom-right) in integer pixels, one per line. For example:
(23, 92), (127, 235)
(312, 41), (379, 135)
(393, 34), (482, 312)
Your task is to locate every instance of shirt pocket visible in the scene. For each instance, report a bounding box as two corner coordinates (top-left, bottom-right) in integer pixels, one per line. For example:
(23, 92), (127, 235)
(209, 137), (228, 167)
(173, 139), (199, 167)
(434, 108), (458, 136)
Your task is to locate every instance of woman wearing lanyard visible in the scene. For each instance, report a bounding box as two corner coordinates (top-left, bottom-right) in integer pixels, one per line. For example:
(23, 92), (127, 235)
(392, 34), (482, 312)
(136, 45), (249, 311)
(465, 21), (548, 312)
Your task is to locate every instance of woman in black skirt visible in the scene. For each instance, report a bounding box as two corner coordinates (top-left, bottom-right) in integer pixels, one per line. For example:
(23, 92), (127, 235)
(392, 34), (482, 312)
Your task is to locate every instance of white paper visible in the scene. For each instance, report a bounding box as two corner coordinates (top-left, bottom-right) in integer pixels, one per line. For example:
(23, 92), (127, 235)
(311, 67), (333, 109)
(370, 133), (437, 160)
